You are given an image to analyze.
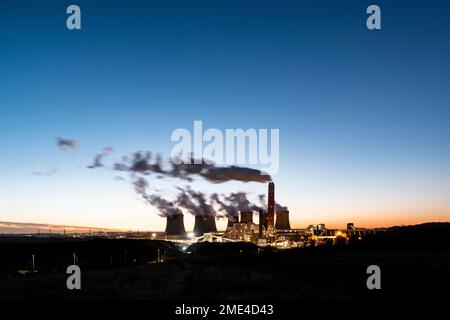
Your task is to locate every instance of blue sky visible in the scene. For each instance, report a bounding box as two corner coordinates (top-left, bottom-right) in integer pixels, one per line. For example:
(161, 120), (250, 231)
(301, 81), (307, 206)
(1, 0), (449, 230)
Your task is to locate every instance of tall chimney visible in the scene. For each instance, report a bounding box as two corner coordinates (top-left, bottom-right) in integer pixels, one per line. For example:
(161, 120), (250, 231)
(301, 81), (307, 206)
(275, 209), (291, 230)
(165, 214), (186, 236)
(240, 211), (253, 224)
(193, 215), (217, 236)
(267, 182), (275, 229)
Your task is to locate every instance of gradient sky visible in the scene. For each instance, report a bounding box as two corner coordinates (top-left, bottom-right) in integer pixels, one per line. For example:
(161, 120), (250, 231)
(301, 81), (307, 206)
(1, 0), (449, 231)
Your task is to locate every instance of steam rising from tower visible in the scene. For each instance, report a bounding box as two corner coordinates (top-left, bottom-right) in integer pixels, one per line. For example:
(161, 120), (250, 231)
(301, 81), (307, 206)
(176, 187), (217, 236)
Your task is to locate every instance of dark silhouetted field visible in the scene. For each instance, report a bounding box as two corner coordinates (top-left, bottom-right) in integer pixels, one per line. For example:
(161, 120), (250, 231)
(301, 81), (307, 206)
(0, 223), (449, 300)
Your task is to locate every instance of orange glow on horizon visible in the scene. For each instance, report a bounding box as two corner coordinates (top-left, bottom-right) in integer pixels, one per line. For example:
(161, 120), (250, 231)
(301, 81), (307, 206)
(290, 215), (450, 230)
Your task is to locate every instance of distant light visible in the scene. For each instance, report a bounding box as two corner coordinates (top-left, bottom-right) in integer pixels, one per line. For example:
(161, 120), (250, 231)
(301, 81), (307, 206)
(152, 233), (156, 238)
(188, 232), (194, 238)
(336, 231), (342, 236)
(182, 246), (187, 251)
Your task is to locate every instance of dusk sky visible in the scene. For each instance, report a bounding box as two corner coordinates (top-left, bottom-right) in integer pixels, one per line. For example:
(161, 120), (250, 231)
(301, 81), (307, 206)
(1, 0), (449, 232)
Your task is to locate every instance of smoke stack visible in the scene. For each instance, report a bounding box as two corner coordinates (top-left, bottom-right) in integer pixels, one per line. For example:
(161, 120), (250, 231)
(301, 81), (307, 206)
(275, 209), (291, 230)
(165, 214), (186, 236)
(267, 182), (275, 229)
(193, 215), (217, 236)
(240, 211), (253, 224)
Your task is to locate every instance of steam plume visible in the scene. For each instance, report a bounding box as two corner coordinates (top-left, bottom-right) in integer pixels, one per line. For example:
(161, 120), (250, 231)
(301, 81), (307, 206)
(87, 147), (114, 169)
(57, 137), (77, 150)
(176, 187), (215, 217)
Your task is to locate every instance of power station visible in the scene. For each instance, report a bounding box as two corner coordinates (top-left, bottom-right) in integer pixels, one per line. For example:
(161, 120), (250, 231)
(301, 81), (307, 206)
(163, 181), (292, 239)
(161, 181), (385, 247)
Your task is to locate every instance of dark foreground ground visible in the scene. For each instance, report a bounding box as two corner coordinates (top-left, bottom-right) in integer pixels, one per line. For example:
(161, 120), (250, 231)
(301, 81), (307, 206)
(0, 223), (449, 300)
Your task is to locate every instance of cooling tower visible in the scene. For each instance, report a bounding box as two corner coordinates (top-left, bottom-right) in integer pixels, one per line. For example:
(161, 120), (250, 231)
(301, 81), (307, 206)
(193, 215), (217, 236)
(267, 182), (275, 228)
(240, 211), (253, 224)
(165, 214), (186, 236)
(227, 216), (238, 228)
(275, 210), (291, 230)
